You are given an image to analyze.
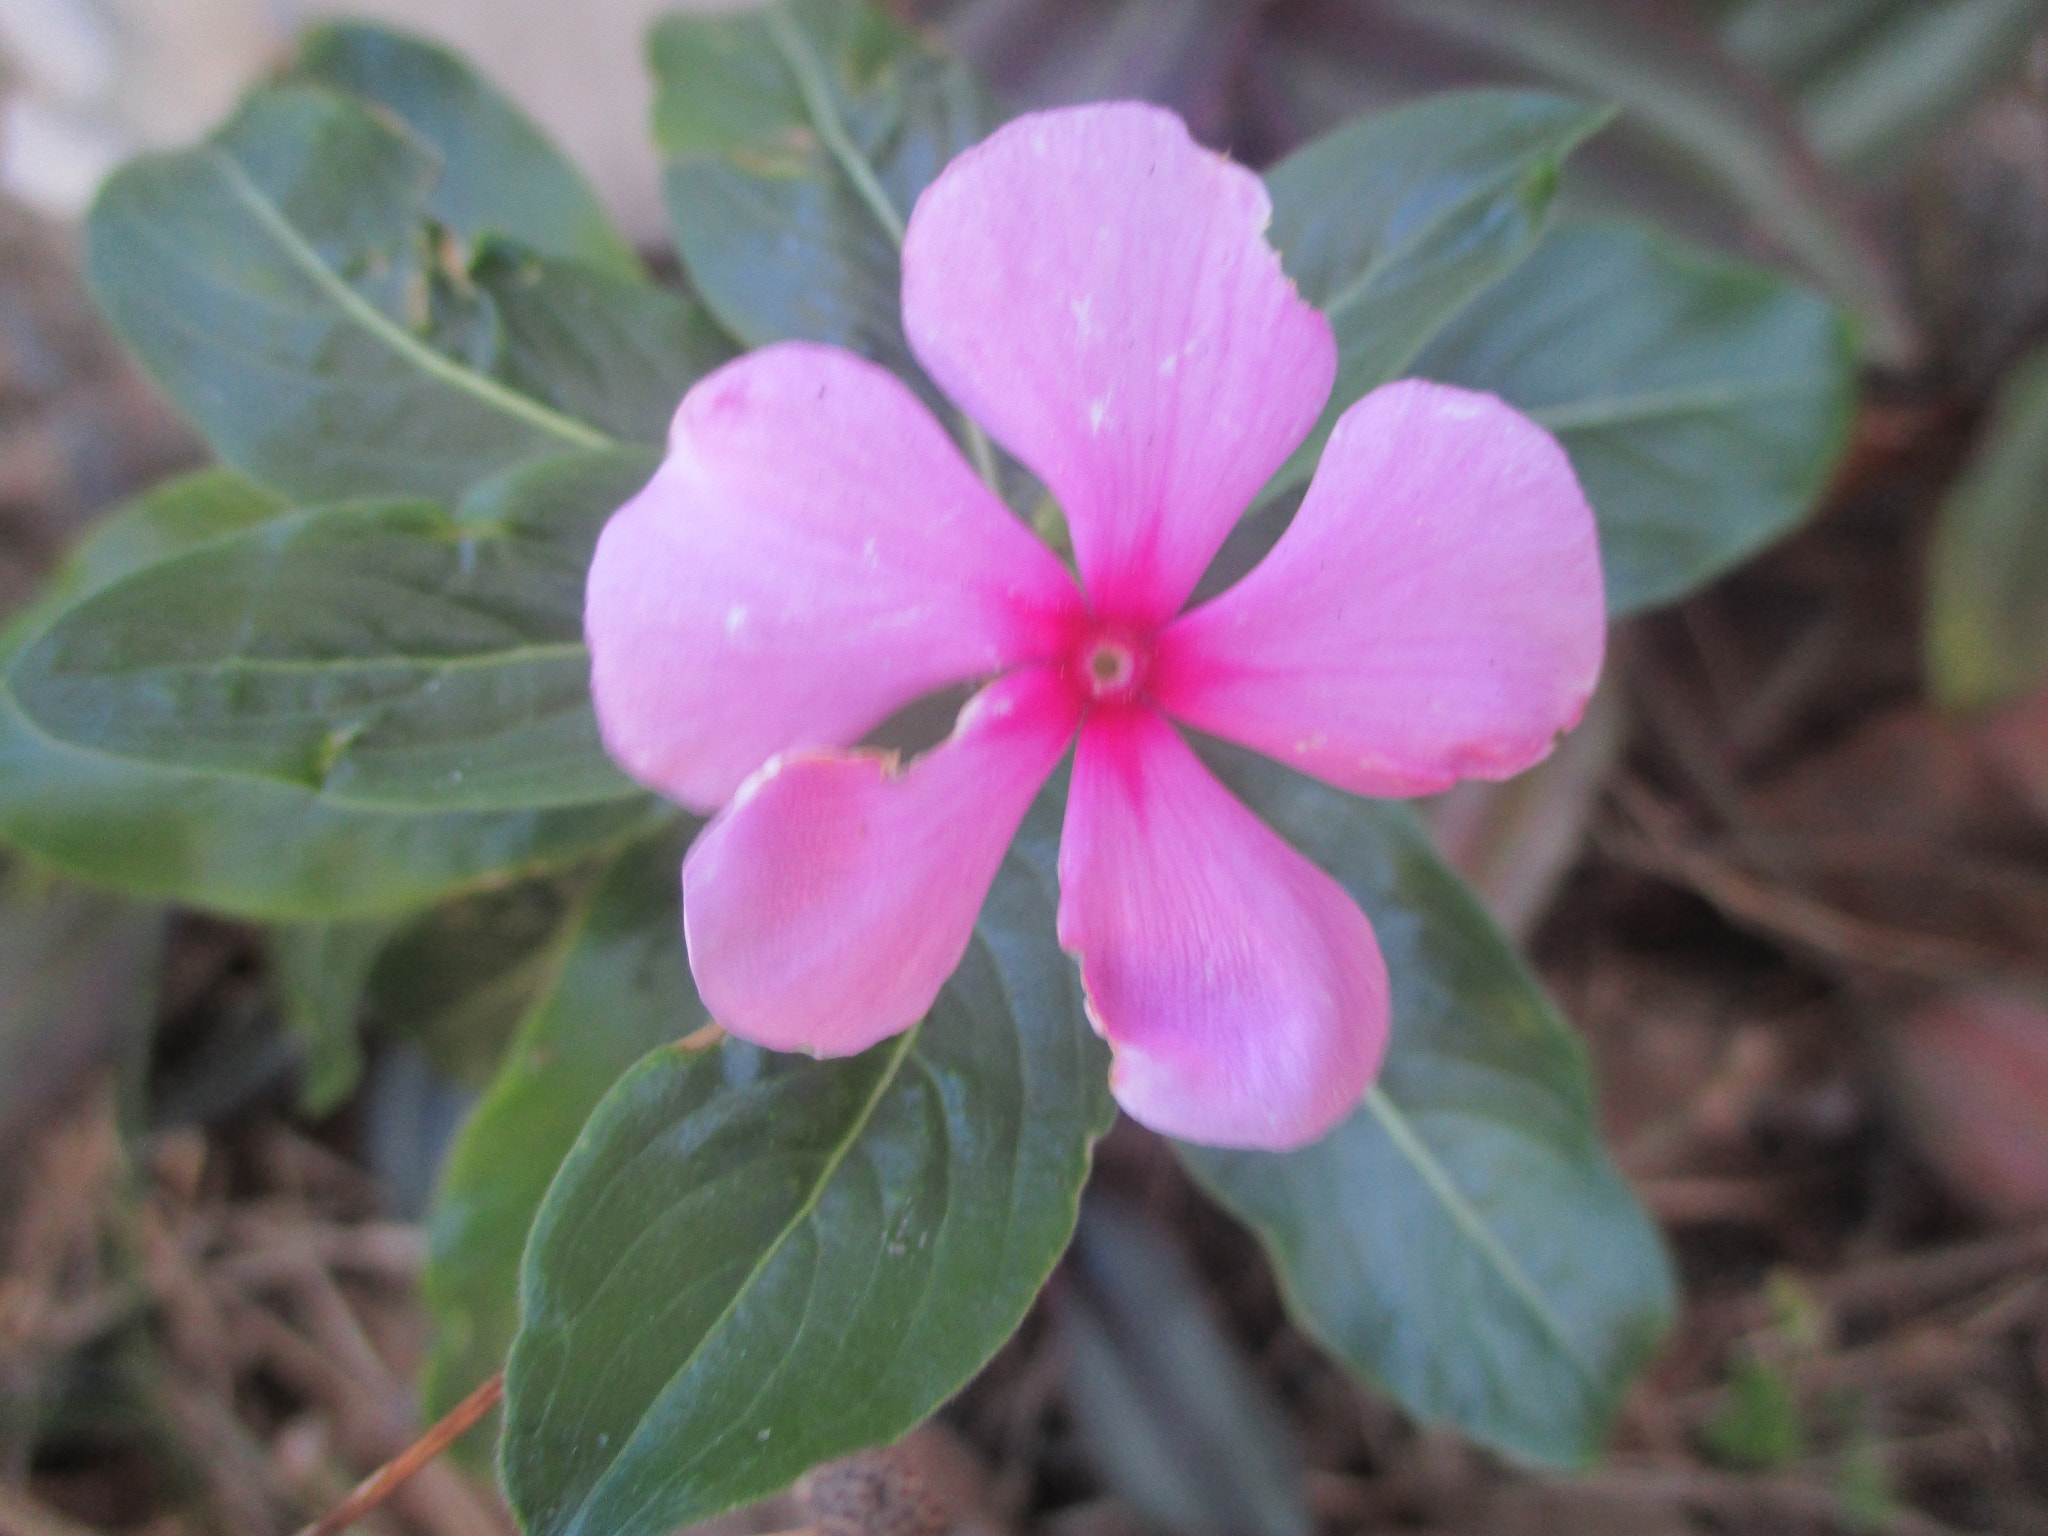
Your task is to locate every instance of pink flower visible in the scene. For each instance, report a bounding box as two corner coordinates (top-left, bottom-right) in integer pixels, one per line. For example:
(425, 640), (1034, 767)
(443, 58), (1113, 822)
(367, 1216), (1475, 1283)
(585, 103), (1604, 1150)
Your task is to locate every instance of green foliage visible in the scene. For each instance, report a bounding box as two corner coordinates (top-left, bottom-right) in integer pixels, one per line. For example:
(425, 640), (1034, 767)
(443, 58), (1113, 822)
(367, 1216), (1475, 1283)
(86, 88), (612, 505)
(1178, 739), (1676, 1469)
(1927, 338), (2048, 708)
(1261, 90), (1612, 500)
(650, 0), (991, 421)
(1414, 220), (1857, 615)
(10, 4), (1876, 1516)
(272, 917), (402, 1115)
(8, 451), (656, 814)
(0, 472), (668, 918)
(290, 21), (641, 276)
(1725, 0), (2048, 175)
(501, 811), (1113, 1536)
(1702, 1353), (1806, 1470)
(421, 829), (703, 1438)
(466, 241), (735, 445)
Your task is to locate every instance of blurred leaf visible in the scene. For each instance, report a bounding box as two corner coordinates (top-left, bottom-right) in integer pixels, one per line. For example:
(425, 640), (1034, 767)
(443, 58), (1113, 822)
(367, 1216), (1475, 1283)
(0, 472), (670, 919)
(1263, 89), (1610, 500)
(291, 21), (642, 276)
(1058, 1199), (1311, 1536)
(86, 87), (611, 506)
(500, 807), (1113, 1536)
(1384, 0), (1918, 365)
(1928, 338), (2048, 708)
(0, 870), (162, 1144)
(1177, 738), (1675, 1471)
(1413, 219), (1856, 616)
(1728, 0), (2048, 175)
(7, 451), (656, 813)
(940, 0), (1263, 142)
(1702, 1354), (1805, 1470)
(421, 829), (700, 1443)
(368, 873), (587, 1087)
(272, 917), (401, 1115)
(650, 0), (990, 412)
(466, 240), (735, 444)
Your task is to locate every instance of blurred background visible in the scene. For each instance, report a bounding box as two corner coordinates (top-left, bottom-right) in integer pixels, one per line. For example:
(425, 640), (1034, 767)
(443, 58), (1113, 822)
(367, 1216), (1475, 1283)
(5, 3), (2048, 1535)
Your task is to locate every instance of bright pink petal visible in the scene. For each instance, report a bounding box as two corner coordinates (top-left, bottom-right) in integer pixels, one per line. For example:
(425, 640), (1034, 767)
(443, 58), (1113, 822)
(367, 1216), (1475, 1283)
(683, 668), (1079, 1056)
(586, 343), (1080, 811)
(1057, 708), (1388, 1150)
(901, 103), (1334, 627)
(1154, 380), (1605, 799)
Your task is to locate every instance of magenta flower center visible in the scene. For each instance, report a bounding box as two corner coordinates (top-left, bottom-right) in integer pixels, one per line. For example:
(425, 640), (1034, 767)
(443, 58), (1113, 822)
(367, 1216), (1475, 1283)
(1064, 623), (1153, 708)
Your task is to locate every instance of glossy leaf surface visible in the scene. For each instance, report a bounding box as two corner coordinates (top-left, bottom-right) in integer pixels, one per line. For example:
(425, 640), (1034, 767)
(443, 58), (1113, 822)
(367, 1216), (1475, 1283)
(291, 21), (641, 276)
(1178, 739), (1674, 1471)
(9, 451), (656, 813)
(502, 809), (1113, 1536)
(1414, 219), (1855, 615)
(650, 0), (990, 410)
(86, 87), (612, 506)
(467, 241), (735, 445)
(422, 829), (700, 1434)
(0, 472), (668, 918)
(1262, 89), (1609, 499)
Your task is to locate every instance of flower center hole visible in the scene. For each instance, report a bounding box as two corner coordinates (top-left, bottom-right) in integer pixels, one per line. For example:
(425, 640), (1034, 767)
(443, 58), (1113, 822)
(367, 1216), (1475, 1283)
(1086, 642), (1135, 694)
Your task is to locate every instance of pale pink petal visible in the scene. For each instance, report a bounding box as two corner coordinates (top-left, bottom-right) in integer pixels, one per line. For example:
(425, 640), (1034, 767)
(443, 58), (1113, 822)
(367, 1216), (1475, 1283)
(683, 667), (1079, 1056)
(1057, 708), (1388, 1150)
(901, 103), (1335, 627)
(1154, 380), (1605, 799)
(586, 343), (1081, 811)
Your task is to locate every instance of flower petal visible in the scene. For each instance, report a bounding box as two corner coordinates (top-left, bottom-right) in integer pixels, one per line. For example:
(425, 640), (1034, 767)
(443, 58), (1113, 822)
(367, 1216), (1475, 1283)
(1057, 708), (1387, 1149)
(901, 103), (1335, 627)
(683, 667), (1079, 1056)
(586, 343), (1080, 811)
(1154, 380), (1606, 799)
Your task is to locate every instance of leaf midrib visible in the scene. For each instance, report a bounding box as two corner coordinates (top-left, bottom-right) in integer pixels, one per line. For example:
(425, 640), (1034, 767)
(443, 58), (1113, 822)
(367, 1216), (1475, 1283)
(209, 147), (616, 453)
(573, 1025), (922, 1536)
(1362, 1084), (1598, 1386)
(34, 640), (590, 683)
(1526, 377), (1820, 432)
(1313, 117), (1590, 323)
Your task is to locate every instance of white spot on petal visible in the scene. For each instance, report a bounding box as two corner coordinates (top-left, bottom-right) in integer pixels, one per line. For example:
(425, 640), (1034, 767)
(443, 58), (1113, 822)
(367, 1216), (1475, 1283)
(724, 603), (748, 637)
(1071, 294), (1096, 341)
(1436, 395), (1484, 420)
(1089, 396), (1109, 434)
(1158, 353), (1178, 376)
(861, 536), (879, 569)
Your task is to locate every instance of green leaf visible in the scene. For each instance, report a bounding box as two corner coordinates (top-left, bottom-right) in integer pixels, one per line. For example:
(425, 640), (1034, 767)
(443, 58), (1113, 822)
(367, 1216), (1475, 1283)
(1262, 90), (1610, 501)
(1736, 0), (2048, 175)
(8, 450), (656, 813)
(368, 872), (590, 1088)
(1413, 219), (1856, 616)
(501, 819), (1114, 1536)
(466, 240), (736, 445)
(292, 21), (642, 277)
(421, 829), (701, 1442)
(1176, 738), (1674, 1471)
(1927, 338), (2048, 709)
(86, 86), (611, 507)
(650, 0), (991, 413)
(0, 471), (670, 919)
(1383, 0), (1918, 366)
(272, 917), (402, 1115)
